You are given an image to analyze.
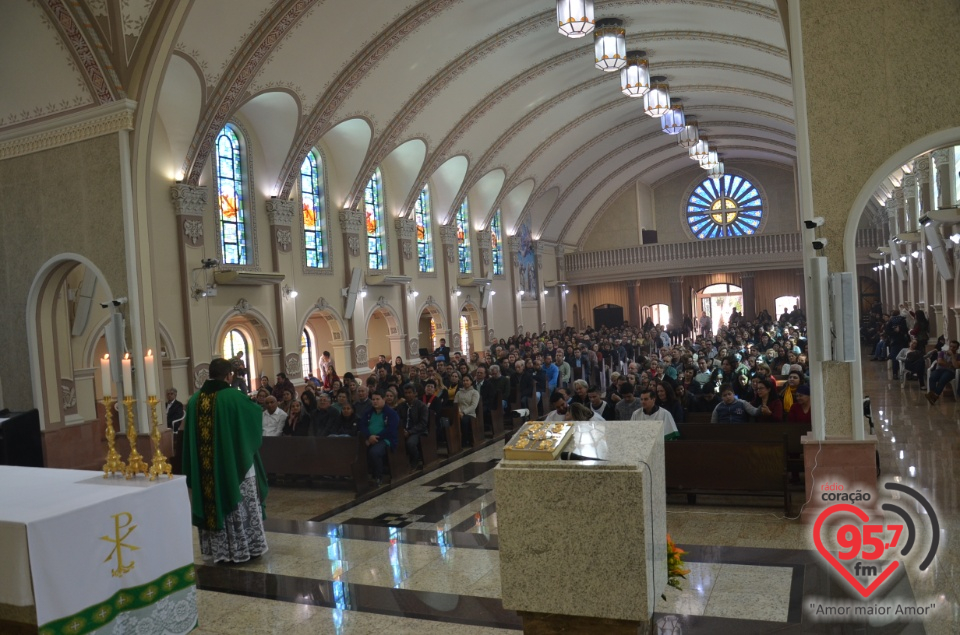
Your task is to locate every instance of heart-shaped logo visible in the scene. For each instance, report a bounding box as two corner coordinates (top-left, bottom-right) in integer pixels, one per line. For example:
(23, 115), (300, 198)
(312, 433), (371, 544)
(813, 503), (900, 598)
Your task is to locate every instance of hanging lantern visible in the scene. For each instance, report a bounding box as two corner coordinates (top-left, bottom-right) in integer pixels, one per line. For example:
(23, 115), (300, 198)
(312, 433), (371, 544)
(643, 79), (670, 117)
(708, 161), (724, 180)
(689, 138), (709, 162)
(620, 51), (649, 97)
(677, 122), (699, 148)
(660, 104), (685, 135)
(557, 0), (595, 38)
(594, 18), (626, 72)
(700, 150), (719, 170)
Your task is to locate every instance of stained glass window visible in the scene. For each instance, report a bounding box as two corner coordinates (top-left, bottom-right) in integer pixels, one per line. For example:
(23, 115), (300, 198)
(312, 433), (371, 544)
(364, 169), (386, 270)
(301, 151), (326, 268)
(301, 329), (313, 376)
(414, 185), (434, 273)
(459, 315), (470, 356)
(491, 209), (504, 276)
(456, 200), (471, 274)
(215, 125), (248, 265)
(686, 174), (763, 239)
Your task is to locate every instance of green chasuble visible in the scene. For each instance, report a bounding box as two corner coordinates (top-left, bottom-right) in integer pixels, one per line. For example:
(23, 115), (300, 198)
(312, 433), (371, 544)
(182, 380), (268, 530)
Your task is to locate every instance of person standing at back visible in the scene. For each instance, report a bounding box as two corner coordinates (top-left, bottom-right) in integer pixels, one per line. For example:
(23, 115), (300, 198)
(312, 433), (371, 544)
(182, 357), (268, 563)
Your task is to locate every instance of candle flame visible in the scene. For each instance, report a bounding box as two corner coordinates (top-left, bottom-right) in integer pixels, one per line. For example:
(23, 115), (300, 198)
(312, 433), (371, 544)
(104, 354), (109, 360)
(124, 353), (130, 360)
(147, 349), (153, 356)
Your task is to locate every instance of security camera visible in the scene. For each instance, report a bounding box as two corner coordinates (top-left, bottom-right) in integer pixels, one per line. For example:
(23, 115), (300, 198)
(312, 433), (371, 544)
(919, 214), (931, 226)
(201, 258), (219, 269)
(803, 217), (825, 229)
(812, 238), (828, 250)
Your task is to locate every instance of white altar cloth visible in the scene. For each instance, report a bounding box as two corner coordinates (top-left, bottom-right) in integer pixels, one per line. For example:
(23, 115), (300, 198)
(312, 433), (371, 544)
(0, 466), (197, 634)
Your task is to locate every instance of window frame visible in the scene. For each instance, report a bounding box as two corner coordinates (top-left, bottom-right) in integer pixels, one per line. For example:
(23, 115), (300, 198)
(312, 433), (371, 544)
(490, 209), (504, 277)
(456, 200), (471, 274)
(300, 149), (329, 271)
(414, 184), (435, 274)
(364, 168), (387, 271)
(213, 122), (259, 269)
(682, 170), (767, 240)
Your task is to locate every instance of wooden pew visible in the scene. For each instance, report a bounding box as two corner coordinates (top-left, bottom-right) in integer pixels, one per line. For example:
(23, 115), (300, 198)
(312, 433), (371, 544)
(439, 404), (463, 456)
(259, 435), (371, 494)
(665, 440), (791, 514)
(421, 412), (440, 469)
(677, 421), (810, 477)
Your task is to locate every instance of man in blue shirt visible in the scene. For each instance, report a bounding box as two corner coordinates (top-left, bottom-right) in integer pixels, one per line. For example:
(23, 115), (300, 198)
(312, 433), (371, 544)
(544, 355), (559, 394)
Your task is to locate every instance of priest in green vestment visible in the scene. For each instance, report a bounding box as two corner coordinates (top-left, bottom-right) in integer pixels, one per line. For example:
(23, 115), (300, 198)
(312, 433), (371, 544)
(182, 357), (269, 563)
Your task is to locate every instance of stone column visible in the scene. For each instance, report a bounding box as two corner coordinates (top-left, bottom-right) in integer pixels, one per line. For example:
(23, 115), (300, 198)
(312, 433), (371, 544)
(893, 186), (906, 238)
(439, 223), (460, 343)
(395, 217), (418, 358)
(669, 277), (684, 328)
(266, 198), (297, 374)
(915, 154), (932, 213)
(627, 284), (640, 328)
(932, 149), (952, 210)
(338, 209), (365, 367)
(740, 272), (756, 320)
(170, 183), (209, 383)
(903, 172), (920, 235)
(555, 244), (567, 328)
(508, 235), (523, 335)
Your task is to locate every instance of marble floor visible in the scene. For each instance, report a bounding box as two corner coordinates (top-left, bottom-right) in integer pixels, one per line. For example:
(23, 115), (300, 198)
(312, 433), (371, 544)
(191, 361), (959, 634)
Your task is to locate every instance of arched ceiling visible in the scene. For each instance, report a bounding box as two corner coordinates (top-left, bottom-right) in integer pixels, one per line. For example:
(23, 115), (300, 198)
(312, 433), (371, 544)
(3, 0), (794, 247)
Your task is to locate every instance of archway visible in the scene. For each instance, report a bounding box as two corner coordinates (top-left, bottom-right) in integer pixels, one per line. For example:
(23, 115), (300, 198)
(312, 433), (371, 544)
(459, 300), (483, 356)
(212, 305), (278, 390)
(695, 283), (743, 332)
(27, 254), (114, 429)
(364, 299), (403, 369)
(641, 304), (670, 328)
(300, 300), (348, 380)
(593, 304), (624, 330)
(416, 301), (446, 357)
(774, 295), (802, 321)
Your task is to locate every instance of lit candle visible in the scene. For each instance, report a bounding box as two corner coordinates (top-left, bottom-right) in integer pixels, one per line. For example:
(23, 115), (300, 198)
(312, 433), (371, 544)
(100, 354), (112, 398)
(144, 349), (157, 397)
(122, 353), (133, 396)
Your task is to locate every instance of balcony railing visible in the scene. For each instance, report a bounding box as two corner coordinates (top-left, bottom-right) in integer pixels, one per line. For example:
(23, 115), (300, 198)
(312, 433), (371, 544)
(563, 228), (886, 283)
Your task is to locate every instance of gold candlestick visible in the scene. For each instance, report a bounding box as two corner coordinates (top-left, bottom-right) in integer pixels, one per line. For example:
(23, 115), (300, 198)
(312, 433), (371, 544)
(147, 395), (173, 480)
(102, 397), (126, 477)
(123, 396), (149, 478)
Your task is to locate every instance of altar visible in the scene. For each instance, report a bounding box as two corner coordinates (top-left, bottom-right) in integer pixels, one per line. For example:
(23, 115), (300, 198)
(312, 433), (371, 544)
(0, 466), (197, 634)
(495, 421), (667, 631)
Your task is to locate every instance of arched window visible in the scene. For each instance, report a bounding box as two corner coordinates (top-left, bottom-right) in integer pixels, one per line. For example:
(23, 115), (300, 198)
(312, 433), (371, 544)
(491, 209), (504, 276)
(301, 151), (326, 268)
(301, 329), (314, 376)
(215, 125), (248, 265)
(414, 185), (434, 273)
(459, 315), (470, 356)
(364, 169), (386, 270)
(456, 200), (471, 274)
(222, 328), (253, 379)
(687, 174), (763, 239)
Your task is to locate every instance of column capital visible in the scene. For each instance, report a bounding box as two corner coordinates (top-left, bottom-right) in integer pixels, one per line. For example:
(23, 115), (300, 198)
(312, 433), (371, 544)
(669, 276), (683, 285)
(439, 223), (459, 246)
(265, 198), (297, 226)
(170, 183), (207, 217)
(740, 272), (755, 280)
(915, 155), (931, 184)
(476, 229), (492, 266)
(931, 148), (950, 165)
(903, 174), (918, 191)
(394, 217), (417, 240)
(893, 186), (904, 205)
(339, 209), (364, 235)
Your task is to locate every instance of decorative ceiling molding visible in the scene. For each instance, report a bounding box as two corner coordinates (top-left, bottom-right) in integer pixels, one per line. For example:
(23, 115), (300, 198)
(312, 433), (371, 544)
(649, 60), (790, 85)
(275, 0), (464, 198)
(649, 158), (792, 189)
(38, 0), (122, 105)
(0, 98), (136, 160)
(181, 0), (321, 185)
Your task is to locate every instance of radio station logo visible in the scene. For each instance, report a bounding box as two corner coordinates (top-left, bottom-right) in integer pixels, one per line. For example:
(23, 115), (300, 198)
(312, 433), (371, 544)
(812, 481), (939, 600)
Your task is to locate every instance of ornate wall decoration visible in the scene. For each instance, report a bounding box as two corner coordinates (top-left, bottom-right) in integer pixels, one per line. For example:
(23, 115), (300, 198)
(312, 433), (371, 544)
(265, 198), (296, 226)
(476, 229), (492, 266)
(276, 228), (292, 252)
(170, 183), (207, 217)
(348, 235), (361, 256)
(408, 338), (419, 357)
(183, 219), (203, 246)
(339, 209), (364, 234)
(395, 217), (417, 261)
(193, 364), (209, 389)
(284, 353), (301, 378)
(355, 345), (368, 366)
(488, 328), (496, 344)
(234, 298), (251, 314)
(60, 379), (77, 414)
(452, 333), (460, 349)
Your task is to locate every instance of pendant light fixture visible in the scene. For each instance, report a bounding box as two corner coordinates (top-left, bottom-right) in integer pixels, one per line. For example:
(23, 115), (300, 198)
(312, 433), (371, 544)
(643, 76), (670, 117)
(594, 18), (626, 72)
(620, 50), (649, 97)
(700, 150), (719, 170)
(557, 0), (595, 38)
(689, 137), (709, 162)
(708, 161), (724, 180)
(677, 120), (699, 148)
(660, 102), (685, 135)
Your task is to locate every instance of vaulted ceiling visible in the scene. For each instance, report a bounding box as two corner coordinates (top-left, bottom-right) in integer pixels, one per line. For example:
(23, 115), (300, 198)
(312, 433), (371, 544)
(3, 0), (795, 245)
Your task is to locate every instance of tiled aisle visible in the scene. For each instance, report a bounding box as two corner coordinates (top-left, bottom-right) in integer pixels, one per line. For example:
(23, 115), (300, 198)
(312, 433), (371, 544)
(191, 362), (958, 633)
